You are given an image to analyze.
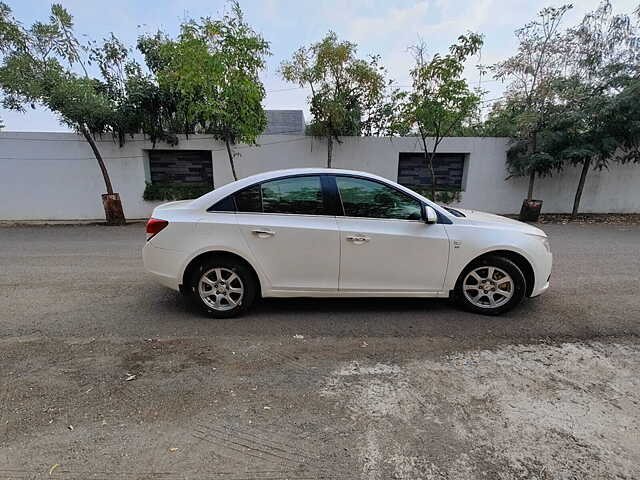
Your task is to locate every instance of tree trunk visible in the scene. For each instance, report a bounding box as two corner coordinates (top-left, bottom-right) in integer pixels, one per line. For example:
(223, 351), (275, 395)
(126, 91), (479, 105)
(81, 126), (114, 195)
(420, 135), (436, 201)
(427, 152), (437, 201)
(225, 136), (238, 181)
(526, 131), (537, 201)
(327, 135), (333, 168)
(80, 126), (125, 225)
(527, 170), (535, 201)
(572, 158), (591, 218)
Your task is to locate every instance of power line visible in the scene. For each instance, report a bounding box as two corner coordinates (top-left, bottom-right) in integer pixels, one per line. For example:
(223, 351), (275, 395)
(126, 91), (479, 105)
(210, 136), (309, 151)
(265, 78), (503, 94)
(0, 135), (311, 159)
(265, 86), (306, 93)
(0, 155), (145, 161)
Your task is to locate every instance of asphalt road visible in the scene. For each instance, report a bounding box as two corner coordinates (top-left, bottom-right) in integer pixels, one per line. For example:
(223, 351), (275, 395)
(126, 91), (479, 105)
(1, 222), (639, 479)
(1, 222), (639, 342)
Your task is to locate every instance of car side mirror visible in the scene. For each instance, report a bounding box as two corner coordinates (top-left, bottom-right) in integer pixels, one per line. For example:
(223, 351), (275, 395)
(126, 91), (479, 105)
(423, 205), (438, 224)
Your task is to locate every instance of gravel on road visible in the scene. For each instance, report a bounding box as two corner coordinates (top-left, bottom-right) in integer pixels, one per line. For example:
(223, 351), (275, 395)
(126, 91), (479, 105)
(1, 223), (639, 479)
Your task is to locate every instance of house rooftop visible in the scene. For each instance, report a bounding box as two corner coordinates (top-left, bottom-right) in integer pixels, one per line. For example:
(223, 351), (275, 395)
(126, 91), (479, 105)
(264, 110), (305, 135)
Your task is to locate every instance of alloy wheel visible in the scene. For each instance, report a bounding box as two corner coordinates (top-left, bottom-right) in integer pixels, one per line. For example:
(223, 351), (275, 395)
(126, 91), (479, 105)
(462, 266), (514, 309)
(198, 267), (244, 311)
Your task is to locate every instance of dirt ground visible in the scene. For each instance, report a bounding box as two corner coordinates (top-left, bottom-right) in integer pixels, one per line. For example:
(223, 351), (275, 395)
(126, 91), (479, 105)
(1, 223), (639, 479)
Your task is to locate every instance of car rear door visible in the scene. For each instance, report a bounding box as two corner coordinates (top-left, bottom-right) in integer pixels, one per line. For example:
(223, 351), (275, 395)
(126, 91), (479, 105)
(333, 175), (450, 293)
(234, 175), (340, 292)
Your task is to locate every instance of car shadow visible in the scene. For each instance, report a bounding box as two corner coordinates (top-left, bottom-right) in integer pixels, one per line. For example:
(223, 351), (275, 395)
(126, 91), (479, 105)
(254, 296), (452, 314)
(121, 285), (608, 347)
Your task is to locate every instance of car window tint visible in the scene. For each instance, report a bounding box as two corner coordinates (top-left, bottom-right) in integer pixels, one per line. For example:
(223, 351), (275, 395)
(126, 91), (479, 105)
(234, 184), (261, 212)
(261, 176), (325, 215)
(209, 195), (235, 212)
(336, 176), (422, 220)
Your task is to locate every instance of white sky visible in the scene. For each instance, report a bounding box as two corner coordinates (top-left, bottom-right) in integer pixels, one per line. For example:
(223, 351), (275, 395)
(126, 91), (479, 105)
(1, 0), (638, 131)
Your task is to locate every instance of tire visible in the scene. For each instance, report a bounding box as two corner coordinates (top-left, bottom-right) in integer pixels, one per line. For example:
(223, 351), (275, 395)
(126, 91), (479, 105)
(454, 255), (526, 315)
(188, 256), (257, 318)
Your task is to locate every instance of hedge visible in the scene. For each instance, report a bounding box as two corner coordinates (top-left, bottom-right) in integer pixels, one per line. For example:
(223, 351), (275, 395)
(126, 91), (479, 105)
(143, 183), (213, 201)
(411, 186), (461, 204)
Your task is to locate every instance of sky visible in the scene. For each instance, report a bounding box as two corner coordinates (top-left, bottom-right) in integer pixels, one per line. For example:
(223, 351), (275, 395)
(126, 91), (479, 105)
(1, 0), (639, 132)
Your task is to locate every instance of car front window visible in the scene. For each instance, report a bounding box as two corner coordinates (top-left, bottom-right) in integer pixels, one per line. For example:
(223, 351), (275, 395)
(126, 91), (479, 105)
(336, 176), (422, 220)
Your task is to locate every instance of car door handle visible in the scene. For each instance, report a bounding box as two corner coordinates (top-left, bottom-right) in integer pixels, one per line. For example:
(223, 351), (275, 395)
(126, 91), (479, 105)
(252, 229), (276, 238)
(346, 235), (370, 243)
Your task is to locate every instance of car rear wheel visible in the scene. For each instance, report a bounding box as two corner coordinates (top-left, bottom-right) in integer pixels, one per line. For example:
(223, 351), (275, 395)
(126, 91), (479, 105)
(188, 257), (257, 318)
(455, 255), (526, 315)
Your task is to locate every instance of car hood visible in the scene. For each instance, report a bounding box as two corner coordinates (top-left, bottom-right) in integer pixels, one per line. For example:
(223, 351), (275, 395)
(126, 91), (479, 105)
(455, 208), (547, 237)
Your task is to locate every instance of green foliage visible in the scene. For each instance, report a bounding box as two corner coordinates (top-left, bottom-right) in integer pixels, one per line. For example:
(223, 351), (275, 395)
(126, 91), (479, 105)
(491, 5), (573, 194)
(280, 31), (390, 165)
(609, 78), (640, 164)
(534, 75), (640, 171)
(400, 33), (483, 139)
(0, 3), (145, 142)
(470, 101), (521, 137)
(505, 138), (560, 180)
(143, 182), (212, 201)
(139, 2), (270, 179)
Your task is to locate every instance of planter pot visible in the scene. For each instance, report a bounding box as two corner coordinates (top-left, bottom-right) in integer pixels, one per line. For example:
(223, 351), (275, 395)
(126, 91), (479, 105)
(102, 193), (126, 225)
(519, 199), (543, 222)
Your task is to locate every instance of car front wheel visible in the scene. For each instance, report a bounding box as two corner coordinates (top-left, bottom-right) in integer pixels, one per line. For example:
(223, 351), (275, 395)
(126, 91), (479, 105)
(455, 255), (526, 315)
(189, 257), (257, 318)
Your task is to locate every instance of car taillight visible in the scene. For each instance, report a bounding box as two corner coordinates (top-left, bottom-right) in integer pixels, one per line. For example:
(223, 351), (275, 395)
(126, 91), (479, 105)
(146, 218), (168, 241)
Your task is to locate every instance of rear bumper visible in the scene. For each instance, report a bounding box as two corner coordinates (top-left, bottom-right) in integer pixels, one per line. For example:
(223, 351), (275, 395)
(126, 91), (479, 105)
(142, 242), (184, 291)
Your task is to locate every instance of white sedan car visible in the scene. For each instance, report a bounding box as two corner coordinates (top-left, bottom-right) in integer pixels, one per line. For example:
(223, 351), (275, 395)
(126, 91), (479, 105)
(143, 168), (552, 317)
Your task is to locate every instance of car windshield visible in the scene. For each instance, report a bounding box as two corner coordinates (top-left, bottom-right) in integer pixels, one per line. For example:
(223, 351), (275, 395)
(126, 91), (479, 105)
(443, 206), (466, 217)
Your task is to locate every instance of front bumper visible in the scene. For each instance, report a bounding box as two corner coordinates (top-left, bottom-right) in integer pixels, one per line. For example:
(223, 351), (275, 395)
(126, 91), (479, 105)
(530, 249), (552, 297)
(530, 279), (550, 297)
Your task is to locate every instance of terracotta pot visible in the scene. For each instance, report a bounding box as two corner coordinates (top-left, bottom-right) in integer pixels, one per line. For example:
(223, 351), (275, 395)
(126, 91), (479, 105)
(519, 199), (543, 222)
(102, 193), (126, 225)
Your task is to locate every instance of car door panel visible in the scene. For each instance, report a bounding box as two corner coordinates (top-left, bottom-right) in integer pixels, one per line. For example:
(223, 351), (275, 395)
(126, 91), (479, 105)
(231, 175), (340, 292)
(333, 175), (450, 293)
(237, 214), (340, 291)
(337, 217), (449, 292)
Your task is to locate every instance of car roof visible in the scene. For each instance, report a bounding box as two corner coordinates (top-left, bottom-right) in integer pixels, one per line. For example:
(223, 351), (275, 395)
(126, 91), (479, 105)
(191, 168), (386, 208)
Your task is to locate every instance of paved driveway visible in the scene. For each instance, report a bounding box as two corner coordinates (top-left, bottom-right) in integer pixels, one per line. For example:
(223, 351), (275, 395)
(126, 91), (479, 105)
(1, 223), (639, 479)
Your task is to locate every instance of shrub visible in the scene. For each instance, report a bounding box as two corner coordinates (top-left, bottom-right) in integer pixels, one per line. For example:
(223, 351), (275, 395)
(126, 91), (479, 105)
(411, 187), (461, 204)
(143, 183), (212, 201)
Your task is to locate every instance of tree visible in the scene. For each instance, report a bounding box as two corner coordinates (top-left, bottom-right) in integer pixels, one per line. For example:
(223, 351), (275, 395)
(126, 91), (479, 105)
(558, 0), (640, 216)
(492, 5), (572, 202)
(140, 2), (270, 181)
(0, 3), (137, 224)
(280, 32), (388, 167)
(398, 33), (483, 201)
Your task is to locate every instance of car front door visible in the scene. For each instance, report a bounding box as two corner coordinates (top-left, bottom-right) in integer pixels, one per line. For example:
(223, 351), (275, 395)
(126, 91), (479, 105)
(234, 175), (340, 292)
(334, 175), (450, 293)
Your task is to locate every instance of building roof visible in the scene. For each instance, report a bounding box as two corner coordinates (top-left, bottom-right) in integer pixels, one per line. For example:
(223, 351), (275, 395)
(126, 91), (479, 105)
(264, 110), (305, 135)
